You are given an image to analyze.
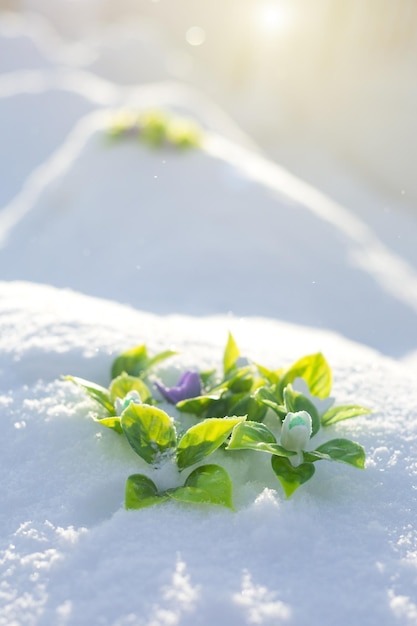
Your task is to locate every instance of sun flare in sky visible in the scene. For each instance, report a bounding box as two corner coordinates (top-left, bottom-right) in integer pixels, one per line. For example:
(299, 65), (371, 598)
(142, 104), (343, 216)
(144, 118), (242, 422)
(257, 2), (296, 35)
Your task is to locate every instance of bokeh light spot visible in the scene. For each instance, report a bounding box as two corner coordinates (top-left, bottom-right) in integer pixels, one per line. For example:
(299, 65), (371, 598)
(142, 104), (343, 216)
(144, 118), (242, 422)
(186, 26), (206, 46)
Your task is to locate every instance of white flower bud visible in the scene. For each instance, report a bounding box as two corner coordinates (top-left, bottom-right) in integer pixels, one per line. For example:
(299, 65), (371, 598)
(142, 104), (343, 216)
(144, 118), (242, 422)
(115, 390), (142, 416)
(280, 411), (312, 466)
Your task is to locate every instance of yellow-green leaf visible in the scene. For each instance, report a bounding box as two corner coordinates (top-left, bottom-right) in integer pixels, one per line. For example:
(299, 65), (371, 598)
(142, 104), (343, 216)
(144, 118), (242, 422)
(223, 332), (240, 375)
(176, 416), (245, 470)
(121, 404), (177, 465)
(280, 353), (332, 399)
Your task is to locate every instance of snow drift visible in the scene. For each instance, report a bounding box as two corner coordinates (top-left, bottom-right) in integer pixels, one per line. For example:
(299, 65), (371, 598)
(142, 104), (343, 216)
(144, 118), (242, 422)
(1, 281), (417, 626)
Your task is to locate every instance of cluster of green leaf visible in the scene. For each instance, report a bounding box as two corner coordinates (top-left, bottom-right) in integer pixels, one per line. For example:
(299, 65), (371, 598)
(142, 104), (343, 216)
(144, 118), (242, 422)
(106, 109), (202, 149)
(65, 334), (370, 509)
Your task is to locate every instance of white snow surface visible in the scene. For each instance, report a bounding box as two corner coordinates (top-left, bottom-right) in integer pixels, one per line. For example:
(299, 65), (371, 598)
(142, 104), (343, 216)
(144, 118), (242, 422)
(1, 11), (417, 357)
(2, 5), (417, 625)
(2, 110), (417, 356)
(1, 280), (417, 626)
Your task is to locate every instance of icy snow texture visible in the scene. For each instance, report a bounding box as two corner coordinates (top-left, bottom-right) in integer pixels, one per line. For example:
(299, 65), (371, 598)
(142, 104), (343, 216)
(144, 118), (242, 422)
(1, 281), (417, 626)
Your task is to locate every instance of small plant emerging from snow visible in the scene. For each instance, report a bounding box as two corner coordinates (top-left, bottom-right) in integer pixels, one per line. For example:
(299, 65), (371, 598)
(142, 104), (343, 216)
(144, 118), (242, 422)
(65, 334), (370, 509)
(106, 109), (202, 149)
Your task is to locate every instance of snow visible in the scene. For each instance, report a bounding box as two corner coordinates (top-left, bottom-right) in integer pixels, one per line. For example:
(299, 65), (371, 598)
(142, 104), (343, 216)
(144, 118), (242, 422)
(1, 4), (417, 625)
(2, 110), (417, 355)
(1, 281), (417, 626)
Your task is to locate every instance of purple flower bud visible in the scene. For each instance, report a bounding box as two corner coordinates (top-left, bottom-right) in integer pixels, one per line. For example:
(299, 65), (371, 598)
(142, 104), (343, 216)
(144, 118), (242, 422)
(155, 371), (202, 404)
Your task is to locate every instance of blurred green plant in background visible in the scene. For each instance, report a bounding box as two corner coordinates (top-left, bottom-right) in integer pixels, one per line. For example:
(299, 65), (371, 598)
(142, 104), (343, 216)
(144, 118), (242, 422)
(107, 109), (202, 149)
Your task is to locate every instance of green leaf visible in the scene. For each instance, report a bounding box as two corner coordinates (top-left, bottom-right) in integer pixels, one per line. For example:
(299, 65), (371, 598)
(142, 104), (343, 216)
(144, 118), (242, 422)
(111, 344), (149, 379)
(255, 386), (287, 420)
(207, 367), (253, 395)
(203, 397), (233, 418)
(321, 405), (371, 427)
(271, 456), (315, 498)
(223, 367), (254, 393)
(302, 450), (331, 462)
(228, 394), (267, 423)
(168, 464), (234, 509)
(109, 373), (152, 404)
(226, 421), (295, 457)
(146, 349), (178, 370)
(176, 393), (224, 417)
(93, 416), (123, 434)
(111, 344), (176, 379)
(200, 369), (217, 387)
(279, 353), (332, 399)
(312, 438), (366, 469)
(227, 420), (274, 446)
(223, 332), (240, 374)
(254, 363), (284, 385)
(283, 384), (321, 437)
(140, 110), (169, 146)
(125, 474), (168, 509)
(176, 417), (245, 470)
(64, 375), (114, 413)
(166, 117), (202, 149)
(121, 404), (177, 465)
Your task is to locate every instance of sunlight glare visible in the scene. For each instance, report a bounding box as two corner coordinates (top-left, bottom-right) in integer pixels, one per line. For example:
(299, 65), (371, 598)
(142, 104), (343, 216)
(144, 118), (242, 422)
(258, 2), (294, 35)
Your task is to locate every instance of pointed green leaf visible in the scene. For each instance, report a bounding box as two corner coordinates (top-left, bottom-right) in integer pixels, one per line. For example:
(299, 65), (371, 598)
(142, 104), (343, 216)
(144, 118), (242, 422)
(254, 363), (284, 385)
(111, 344), (149, 379)
(146, 349), (178, 370)
(125, 474), (168, 509)
(321, 405), (371, 427)
(64, 375), (114, 413)
(279, 353), (332, 399)
(283, 384), (321, 437)
(271, 456), (315, 498)
(223, 332), (240, 374)
(93, 416), (123, 434)
(176, 417), (245, 470)
(313, 438), (366, 469)
(121, 404), (177, 465)
(109, 373), (152, 404)
(168, 464), (234, 509)
(226, 421), (295, 457)
(255, 386), (287, 420)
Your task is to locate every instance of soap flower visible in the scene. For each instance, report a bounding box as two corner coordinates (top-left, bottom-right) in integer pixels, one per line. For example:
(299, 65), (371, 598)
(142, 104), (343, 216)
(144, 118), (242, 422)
(115, 390), (142, 415)
(155, 371), (202, 404)
(280, 410), (312, 467)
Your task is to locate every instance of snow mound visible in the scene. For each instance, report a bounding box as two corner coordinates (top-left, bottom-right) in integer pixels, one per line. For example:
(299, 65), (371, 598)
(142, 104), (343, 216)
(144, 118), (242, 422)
(0, 82), (100, 210)
(1, 112), (417, 356)
(0, 7), (253, 211)
(0, 281), (416, 626)
(0, 10), (92, 72)
(0, 11), (57, 73)
(82, 17), (187, 85)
